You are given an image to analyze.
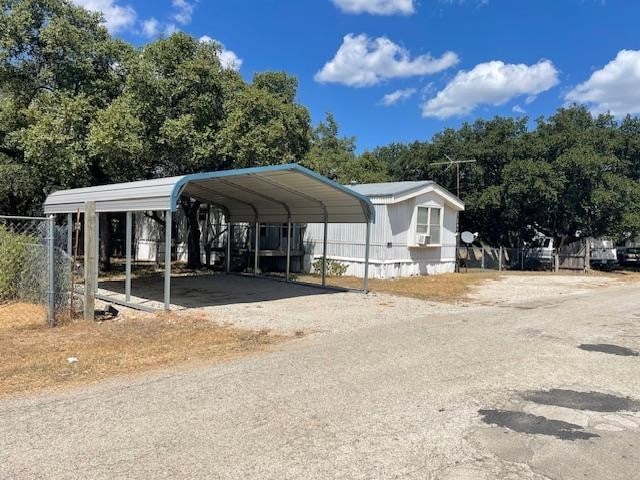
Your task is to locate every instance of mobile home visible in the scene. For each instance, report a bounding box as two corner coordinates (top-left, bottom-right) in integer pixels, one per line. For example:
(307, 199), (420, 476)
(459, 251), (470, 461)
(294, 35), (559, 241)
(304, 181), (465, 279)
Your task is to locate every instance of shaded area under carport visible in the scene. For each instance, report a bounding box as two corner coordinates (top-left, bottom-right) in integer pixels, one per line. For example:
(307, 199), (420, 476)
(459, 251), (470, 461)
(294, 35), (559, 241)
(98, 274), (339, 310)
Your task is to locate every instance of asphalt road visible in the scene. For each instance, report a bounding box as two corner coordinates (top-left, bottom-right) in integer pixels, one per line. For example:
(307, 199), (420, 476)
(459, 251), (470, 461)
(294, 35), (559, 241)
(2, 283), (639, 479)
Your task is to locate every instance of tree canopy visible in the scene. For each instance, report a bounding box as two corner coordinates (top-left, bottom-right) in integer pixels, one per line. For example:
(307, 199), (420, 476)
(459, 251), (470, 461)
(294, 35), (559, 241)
(1, 0), (639, 250)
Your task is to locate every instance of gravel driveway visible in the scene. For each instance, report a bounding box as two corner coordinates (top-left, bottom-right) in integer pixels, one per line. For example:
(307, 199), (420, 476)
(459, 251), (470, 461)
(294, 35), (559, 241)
(1, 276), (639, 479)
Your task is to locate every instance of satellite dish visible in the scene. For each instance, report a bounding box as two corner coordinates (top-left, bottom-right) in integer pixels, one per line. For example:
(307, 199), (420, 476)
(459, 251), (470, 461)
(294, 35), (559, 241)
(461, 231), (475, 245)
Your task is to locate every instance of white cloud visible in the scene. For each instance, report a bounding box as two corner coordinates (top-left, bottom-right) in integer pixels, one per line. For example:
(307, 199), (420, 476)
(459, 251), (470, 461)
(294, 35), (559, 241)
(171, 0), (196, 25)
(142, 18), (160, 37)
(163, 23), (179, 36)
(331, 0), (415, 15)
(512, 105), (526, 114)
(315, 34), (459, 87)
(199, 36), (243, 70)
(72, 0), (136, 32)
(565, 49), (640, 116)
(380, 88), (417, 105)
(422, 59), (559, 119)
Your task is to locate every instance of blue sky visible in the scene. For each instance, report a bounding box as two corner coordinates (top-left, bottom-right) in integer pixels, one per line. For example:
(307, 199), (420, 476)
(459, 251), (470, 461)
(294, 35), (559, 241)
(75, 0), (640, 152)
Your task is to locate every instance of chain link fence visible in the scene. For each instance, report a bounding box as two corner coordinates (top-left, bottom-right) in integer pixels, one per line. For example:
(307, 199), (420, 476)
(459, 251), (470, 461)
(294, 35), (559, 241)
(0, 215), (74, 326)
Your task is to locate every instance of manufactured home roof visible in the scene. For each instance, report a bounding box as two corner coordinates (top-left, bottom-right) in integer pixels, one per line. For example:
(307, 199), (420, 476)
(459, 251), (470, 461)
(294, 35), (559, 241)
(44, 164), (375, 223)
(347, 181), (464, 210)
(348, 181), (433, 197)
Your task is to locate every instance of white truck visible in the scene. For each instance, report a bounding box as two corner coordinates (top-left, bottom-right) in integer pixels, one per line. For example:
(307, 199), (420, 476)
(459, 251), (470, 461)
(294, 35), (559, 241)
(588, 238), (618, 269)
(524, 235), (554, 270)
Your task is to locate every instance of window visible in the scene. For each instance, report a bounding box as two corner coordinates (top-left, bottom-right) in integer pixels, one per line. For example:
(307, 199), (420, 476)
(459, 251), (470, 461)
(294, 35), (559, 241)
(416, 206), (441, 245)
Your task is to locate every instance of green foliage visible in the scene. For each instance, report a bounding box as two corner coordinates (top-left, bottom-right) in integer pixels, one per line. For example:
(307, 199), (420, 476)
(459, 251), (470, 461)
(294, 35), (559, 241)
(302, 112), (384, 183)
(385, 107), (640, 246)
(0, 225), (31, 299)
(312, 258), (348, 277)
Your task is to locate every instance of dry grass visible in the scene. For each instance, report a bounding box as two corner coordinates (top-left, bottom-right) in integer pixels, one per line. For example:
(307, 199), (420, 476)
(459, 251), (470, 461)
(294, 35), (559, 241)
(297, 271), (502, 302)
(0, 303), (286, 397)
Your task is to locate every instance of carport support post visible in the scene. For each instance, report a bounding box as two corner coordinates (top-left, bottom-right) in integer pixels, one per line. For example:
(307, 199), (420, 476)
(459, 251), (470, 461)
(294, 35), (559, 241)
(364, 221), (371, 293)
(286, 219), (292, 282)
(322, 215), (328, 287)
(164, 210), (172, 311)
(125, 211), (132, 303)
(66, 212), (73, 255)
(254, 220), (259, 276)
(94, 211), (99, 293)
(225, 223), (232, 273)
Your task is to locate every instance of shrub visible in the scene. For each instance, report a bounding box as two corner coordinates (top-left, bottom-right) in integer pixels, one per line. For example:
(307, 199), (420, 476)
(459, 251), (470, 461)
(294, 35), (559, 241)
(0, 226), (33, 300)
(312, 258), (348, 277)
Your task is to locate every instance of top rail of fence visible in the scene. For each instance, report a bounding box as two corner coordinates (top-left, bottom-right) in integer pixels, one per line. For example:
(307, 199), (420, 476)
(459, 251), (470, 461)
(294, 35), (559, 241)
(0, 215), (48, 221)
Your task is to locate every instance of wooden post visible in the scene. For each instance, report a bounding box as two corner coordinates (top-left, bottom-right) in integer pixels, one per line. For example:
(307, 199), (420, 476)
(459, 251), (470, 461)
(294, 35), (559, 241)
(498, 246), (503, 271)
(585, 239), (591, 273)
(554, 252), (560, 273)
(481, 245), (485, 271)
(83, 202), (96, 321)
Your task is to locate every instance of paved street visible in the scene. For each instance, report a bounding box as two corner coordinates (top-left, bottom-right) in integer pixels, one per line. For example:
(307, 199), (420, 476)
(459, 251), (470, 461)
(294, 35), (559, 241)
(2, 282), (639, 479)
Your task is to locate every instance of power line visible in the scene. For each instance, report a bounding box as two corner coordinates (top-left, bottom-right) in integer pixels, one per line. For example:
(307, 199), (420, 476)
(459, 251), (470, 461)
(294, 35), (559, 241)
(430, 154), (476, 197)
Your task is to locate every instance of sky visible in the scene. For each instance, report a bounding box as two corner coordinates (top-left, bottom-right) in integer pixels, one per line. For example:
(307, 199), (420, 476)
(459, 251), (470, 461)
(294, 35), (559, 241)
(73, 0), (640, 152)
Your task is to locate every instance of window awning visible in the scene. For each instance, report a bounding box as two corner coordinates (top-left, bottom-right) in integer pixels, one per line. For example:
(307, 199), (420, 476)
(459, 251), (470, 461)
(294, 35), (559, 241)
(43, 164), (375, 223)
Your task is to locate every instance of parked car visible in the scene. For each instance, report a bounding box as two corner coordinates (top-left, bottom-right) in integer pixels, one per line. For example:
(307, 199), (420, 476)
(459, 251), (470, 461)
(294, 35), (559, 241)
(589, 238), (618, 270)
(617, 246), (640, 267)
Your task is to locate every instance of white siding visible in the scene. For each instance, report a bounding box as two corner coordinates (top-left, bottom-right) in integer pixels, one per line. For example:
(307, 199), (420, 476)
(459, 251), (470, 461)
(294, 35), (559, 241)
(304, 195), (459, 279)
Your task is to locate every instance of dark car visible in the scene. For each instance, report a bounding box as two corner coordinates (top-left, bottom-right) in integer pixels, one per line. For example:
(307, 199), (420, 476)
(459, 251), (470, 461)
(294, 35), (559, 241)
(617, 247), (640, 267)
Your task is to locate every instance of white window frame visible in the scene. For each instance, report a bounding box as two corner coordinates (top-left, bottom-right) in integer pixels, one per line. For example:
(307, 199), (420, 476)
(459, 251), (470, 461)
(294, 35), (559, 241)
(414, 205), (443, 247)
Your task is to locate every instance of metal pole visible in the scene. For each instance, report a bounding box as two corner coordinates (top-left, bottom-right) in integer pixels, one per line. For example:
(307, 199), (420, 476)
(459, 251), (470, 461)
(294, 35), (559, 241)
(125, 211), (132, 303)
(83, 202), (96, 321)
(94, 211), (99, 293)
(226, 223), (232, 273)
(481, 245), (485, 271)
(286, 220), (292, 282)
(164, 210), (172, 311)
(47, 215), (55, 326)
(254, 220), (259, 276)
(364, 222), (371, 293)
(322, 215), (328, 287)
(66, 213), (73, 256)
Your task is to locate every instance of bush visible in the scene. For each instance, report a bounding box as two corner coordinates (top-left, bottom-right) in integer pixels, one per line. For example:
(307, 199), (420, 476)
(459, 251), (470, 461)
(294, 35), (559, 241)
(312, 258), (348, 277)
(0, 226), (33, 300)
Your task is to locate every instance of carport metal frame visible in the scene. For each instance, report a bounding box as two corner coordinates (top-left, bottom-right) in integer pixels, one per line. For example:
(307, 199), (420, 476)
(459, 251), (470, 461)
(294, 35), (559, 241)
(44, 164), (375, 312)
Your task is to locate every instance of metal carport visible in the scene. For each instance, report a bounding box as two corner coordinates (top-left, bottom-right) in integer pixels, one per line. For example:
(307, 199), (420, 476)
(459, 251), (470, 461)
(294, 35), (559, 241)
(44, 164), (375, 311)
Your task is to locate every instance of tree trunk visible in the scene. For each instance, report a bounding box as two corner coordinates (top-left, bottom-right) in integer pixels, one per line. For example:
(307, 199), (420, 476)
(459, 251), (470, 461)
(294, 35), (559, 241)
(181, 199), (202, 269)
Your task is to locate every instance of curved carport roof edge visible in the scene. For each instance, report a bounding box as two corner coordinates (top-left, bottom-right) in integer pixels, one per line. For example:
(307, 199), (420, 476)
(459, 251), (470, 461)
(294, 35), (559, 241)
(171, 163), (376, 223)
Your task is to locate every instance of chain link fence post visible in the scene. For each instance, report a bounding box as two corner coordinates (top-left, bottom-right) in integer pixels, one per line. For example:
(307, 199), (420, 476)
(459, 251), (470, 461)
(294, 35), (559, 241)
(47, 215), (55, 326)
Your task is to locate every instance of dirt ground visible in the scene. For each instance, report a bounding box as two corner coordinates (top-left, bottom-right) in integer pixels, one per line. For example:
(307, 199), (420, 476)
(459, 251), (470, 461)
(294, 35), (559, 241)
(98, 272), (636, 335)
(1, 272), (639, 479)
(0, 305), (285, 397)
(3, 272), (630, 398)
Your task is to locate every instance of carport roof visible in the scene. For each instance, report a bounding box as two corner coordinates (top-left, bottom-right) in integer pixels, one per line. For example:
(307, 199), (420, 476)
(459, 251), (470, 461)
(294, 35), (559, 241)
(43, 164), (375, 223)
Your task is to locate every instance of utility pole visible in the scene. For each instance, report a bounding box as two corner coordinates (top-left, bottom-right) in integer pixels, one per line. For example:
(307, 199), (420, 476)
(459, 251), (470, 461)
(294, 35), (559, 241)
(430, 155), (476, 274)
(430, 155), (476, 198)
